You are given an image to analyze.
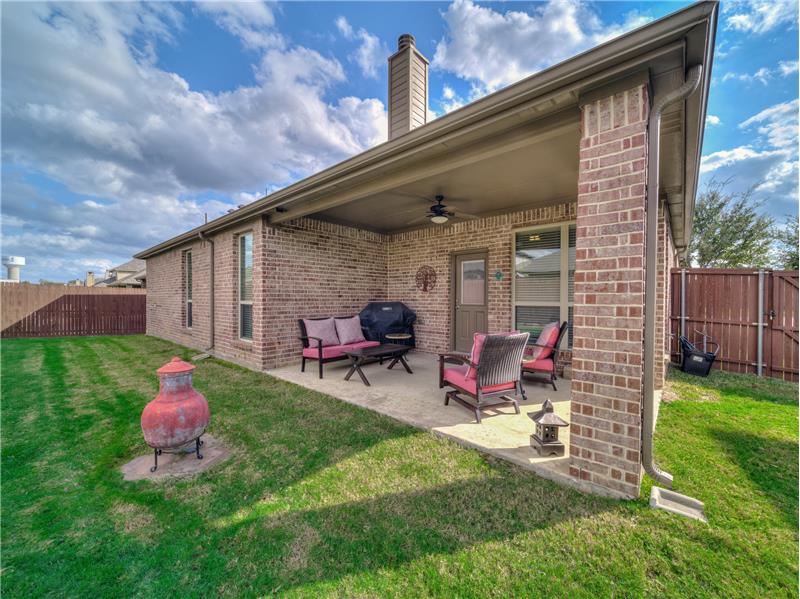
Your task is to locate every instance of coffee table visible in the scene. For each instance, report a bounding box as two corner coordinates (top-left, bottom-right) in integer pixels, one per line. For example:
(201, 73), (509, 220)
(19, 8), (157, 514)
(343, 343), (413, 386)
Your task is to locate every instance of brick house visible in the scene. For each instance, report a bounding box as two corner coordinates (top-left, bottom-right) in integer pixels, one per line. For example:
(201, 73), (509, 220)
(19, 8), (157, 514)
(136, 2), (718, 499)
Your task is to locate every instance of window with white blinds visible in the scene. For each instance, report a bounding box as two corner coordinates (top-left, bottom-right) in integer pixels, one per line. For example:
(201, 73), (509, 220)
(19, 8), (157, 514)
(513, 222), (576, 347)
(185, 251), (193, 328)
(239, 232), (253, 340)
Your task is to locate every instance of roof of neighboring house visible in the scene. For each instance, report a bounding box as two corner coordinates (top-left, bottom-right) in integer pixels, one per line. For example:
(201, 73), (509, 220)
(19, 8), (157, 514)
(112, 258), (146, 273)
(106, 272), (144, 287)
(136, 1), (718, 260)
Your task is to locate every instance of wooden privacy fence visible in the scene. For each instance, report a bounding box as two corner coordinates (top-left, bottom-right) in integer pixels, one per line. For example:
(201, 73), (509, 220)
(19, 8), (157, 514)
(670, 269), (799, 382)
(1, 283), (146, 339)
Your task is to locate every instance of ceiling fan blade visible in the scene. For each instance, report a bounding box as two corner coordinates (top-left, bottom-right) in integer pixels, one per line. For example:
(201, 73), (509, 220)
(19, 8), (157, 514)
(405, 214), (431, 225)
(456, 212), (480, 220)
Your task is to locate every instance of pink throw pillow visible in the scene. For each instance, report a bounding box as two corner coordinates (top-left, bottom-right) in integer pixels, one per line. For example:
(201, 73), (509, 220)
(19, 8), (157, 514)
(335, 316), (365, 345)
(303, 318), (340, 347)
(528, 322), (560, 361)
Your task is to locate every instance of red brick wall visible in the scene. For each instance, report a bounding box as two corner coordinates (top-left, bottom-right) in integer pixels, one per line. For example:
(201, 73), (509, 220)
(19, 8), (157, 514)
(146, 216), (269, 369)
(654, 201), (678, 389)
(260, 218), (388, 369)
(569, 84), (649, 498)
(387, 204), (576, 354)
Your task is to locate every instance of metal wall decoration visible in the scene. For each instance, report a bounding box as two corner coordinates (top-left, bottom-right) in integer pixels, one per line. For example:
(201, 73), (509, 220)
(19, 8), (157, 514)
(415, 266), (437, 292)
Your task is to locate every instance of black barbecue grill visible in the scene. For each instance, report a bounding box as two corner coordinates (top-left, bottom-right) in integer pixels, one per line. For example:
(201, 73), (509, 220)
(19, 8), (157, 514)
(359, 302), (417, 347)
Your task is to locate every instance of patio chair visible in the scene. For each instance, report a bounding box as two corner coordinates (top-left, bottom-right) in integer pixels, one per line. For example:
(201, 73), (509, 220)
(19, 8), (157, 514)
(521, 321), (569, 392)
(439, 332), (529, 424)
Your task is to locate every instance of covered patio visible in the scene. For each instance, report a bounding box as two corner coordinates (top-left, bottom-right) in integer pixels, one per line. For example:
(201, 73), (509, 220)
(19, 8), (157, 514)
(139, 2), (716, 499)
(268, 352), (578, 489)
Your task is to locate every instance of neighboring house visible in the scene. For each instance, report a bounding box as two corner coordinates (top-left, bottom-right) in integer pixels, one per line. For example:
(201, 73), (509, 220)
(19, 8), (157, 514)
(136, 2), (718, 499)
(90, 259), (146, 288)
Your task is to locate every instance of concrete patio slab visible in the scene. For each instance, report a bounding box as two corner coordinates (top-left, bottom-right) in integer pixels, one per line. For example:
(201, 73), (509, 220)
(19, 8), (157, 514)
(268, 352), (579, 489)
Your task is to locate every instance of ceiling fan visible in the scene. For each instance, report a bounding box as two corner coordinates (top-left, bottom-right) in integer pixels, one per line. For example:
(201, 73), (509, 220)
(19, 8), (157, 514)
(402, 194), (479, 225)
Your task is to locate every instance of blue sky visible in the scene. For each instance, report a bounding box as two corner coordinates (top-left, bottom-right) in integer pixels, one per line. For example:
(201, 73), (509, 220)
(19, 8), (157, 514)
(2, 1), (798, 282)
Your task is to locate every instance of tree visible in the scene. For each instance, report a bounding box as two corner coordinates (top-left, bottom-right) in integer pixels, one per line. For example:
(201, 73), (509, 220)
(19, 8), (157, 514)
(685, 180), (775, 268)
(775, 215), (799, 270)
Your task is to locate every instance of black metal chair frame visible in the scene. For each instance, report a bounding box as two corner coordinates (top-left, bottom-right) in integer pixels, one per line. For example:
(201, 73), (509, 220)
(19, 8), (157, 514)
(521, 321), (569, 393)
(298, 316), (368, 379)
(438, 333), (529, 424)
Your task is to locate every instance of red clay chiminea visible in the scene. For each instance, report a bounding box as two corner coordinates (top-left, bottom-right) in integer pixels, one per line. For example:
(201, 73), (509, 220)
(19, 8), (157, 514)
(141, 357), (209, 472)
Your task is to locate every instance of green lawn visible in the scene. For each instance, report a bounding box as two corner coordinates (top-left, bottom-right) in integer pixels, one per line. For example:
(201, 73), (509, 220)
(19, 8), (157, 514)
(2, 335), (797, 598)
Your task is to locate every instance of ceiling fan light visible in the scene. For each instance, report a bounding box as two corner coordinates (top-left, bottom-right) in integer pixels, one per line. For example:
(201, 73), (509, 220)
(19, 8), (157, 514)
(430, 215), (449, 224)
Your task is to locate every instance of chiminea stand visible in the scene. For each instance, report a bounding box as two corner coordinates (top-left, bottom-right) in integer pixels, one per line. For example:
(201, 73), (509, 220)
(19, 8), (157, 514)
(150, 437), (205, 473)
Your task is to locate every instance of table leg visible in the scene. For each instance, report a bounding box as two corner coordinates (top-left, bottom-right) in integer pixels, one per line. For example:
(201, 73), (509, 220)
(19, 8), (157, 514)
(387, 353), (413, 374)
(398, 354), (413, 374)
(344, 357), (358, 381)
(345, 357), (370, 386)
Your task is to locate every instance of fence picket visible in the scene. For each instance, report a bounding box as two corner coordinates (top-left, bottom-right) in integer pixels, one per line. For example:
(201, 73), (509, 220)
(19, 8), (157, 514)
(670, 268), (799, 382)
(1, 284), (146, 339)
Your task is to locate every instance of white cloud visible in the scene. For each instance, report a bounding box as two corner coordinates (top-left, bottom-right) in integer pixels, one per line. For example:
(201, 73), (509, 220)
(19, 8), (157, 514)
(739, 99), (799, 149)
(335, 16), (389, 79)
(724, 0), (799, 34)
(722, 62), (798, 86)
(700, 146), (783, 174)
(706, 114), (721, 126)
(195, 1), (284, 50)
(433, 0), (653, 92)
(1, 2), (387, 282)
(701, 99), (799, 212)
(779, 60), (799, 76)
(335, 15), (354, 39)
(722, 67), (773, 85)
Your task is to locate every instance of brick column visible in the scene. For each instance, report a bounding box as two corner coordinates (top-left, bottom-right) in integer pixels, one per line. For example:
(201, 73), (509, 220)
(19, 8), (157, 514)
(569, 84), (649, 498)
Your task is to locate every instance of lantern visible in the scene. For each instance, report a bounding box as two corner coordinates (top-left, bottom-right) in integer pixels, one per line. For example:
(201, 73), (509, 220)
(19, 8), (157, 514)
(528, 398), (568, 456)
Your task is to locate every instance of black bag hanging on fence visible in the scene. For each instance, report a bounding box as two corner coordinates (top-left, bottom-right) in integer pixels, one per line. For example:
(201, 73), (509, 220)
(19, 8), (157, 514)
(679, 335), (719, 377)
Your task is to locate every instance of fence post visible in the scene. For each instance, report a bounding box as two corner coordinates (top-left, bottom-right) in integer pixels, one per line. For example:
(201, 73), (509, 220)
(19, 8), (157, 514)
(757, 269), (764, 377)
(680, 268), (686, 341)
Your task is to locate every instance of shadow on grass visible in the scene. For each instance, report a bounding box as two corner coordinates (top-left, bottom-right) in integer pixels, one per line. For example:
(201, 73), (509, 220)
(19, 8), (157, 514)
(2, 336), (616, 596)
(710, 428), (799, 528)
(205, 468), (613, 591)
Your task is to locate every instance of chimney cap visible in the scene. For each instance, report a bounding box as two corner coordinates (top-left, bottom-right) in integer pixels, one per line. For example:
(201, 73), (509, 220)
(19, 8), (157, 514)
(398, 34), (415, 50)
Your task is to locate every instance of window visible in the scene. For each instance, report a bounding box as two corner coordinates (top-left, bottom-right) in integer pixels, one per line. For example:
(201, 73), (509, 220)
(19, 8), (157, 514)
(513, 223), (576, 347)
(239, 232), (253, 340)
(185, 251), (193, 328)
(460, 259), (486, 305)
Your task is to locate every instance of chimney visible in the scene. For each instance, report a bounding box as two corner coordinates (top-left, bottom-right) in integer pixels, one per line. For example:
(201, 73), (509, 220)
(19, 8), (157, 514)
(86, 271), (94, 287)
(387, 34), (429, 140)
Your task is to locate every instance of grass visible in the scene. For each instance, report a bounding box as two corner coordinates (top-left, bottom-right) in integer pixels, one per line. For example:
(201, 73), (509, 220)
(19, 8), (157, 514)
(1, 335), (797, 598)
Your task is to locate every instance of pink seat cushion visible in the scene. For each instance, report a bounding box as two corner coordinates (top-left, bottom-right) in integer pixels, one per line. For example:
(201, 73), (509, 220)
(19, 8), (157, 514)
(302, 340), (380, 359)
(522, 358), (555, 372)
(335, 316), (365, 345)
(303, 345), (345, 359)
(527, 322), (560, 360)
(303, 318), (340, 347)
(443, 365), (516, 395)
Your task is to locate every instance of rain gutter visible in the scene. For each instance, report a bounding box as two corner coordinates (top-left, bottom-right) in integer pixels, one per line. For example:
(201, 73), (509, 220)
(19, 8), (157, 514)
(642, 64), (703, 488)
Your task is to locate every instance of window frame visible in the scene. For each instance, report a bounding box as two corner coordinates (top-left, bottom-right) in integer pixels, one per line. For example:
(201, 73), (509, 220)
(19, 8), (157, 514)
(511, 221), (576, 348)
(184, 250), (193, 329)
(238, 232), (254, 341)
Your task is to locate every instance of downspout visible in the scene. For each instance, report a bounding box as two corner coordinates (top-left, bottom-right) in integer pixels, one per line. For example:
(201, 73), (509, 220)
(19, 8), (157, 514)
(199, 232), (215, 352)
(643, 64), (703, 488)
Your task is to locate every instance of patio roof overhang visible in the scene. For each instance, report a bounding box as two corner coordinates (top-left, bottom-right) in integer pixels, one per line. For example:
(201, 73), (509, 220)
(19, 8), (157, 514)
(135, 1), (717, 259)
